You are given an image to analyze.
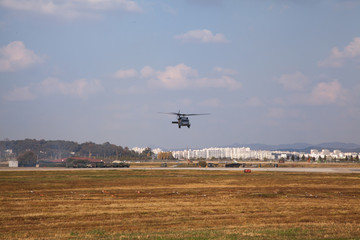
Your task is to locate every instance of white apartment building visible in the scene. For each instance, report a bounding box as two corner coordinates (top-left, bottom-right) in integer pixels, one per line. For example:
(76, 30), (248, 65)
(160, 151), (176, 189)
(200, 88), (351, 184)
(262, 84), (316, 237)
(133, 146), (359, 161)
(306, 149), (359, 160)
(172, 147), (275, 160)
(132, 147), (162, 155)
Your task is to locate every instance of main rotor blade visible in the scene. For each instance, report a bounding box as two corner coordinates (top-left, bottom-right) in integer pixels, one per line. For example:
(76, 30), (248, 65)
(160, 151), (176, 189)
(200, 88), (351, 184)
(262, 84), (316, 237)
(158, 112), (211, 116)
(158, 112), (180, 115)
(182, 113), (211, 116)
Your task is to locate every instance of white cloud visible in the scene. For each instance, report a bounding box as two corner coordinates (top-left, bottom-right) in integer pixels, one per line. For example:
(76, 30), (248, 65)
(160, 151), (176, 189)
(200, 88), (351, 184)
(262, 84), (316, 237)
(174, 29), (228, 43)
(275, 80), (347, 106)
(318, 37), (360, 67)
(114, 69), (137, 79)
(0, 41), (43, 72)
(40, 78), (104, 98)
(3, 86), (37, 101)
(147, 64), (241, 90)
(277, 71), (310, 91)
(150, 64), (198, 89)
(307, 80), (346, 105)
(140, 66), (156, 78)
(0, 0), (142, 19)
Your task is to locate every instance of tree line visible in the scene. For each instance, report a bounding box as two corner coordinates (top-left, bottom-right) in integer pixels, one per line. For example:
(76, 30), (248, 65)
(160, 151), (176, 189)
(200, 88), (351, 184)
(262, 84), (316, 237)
(0, 139), (153, 161)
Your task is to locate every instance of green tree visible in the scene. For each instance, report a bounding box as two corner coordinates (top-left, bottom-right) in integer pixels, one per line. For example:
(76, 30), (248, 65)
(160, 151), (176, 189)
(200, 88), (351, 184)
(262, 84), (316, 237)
(142, 147), (153, 158)
(198, 160), (207, 168)
(17, 151), (37, 167)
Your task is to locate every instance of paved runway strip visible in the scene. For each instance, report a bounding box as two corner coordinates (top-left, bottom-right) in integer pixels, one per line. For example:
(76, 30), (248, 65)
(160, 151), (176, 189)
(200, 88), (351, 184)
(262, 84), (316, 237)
(1, 167), (360, 173)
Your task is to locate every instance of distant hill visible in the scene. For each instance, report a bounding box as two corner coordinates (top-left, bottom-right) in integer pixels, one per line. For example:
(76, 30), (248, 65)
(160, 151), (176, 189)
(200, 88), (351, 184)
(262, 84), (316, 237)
(228, 142), (360, 153)
(0, 139), (151, 160)
(315, 142), (360, 150)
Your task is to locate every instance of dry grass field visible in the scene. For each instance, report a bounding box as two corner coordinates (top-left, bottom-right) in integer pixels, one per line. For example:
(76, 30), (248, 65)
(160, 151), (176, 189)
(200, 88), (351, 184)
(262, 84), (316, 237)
(1, 169), (360, 239)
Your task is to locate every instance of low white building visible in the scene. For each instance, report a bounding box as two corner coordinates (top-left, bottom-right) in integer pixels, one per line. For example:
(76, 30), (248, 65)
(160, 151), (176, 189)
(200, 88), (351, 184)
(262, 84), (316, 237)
(9, 160), (18, 167)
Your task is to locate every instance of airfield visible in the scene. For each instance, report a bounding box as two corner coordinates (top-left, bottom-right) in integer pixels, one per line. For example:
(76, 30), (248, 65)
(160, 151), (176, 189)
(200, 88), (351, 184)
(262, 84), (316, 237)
(1, 164), (360, 239)
(1, 164), (360, 174)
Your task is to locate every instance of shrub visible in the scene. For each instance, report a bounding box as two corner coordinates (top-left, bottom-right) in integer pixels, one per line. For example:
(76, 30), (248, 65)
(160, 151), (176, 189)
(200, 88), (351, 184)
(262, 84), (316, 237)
(17, 151), (37, 167)
(198, 160), (207, 168)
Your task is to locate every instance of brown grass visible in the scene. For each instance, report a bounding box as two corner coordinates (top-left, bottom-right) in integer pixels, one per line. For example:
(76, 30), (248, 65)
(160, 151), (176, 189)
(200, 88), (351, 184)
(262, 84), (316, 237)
(0, 169), (360, 239)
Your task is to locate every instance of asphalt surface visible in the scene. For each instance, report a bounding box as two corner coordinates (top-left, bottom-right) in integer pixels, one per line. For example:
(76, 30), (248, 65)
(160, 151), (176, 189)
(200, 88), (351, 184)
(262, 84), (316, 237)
(1, 167), (360, 173)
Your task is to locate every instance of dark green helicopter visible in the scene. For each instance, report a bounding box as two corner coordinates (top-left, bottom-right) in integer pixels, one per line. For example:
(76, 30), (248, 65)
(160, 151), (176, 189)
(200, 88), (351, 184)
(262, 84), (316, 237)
(160, 111), (210, 128)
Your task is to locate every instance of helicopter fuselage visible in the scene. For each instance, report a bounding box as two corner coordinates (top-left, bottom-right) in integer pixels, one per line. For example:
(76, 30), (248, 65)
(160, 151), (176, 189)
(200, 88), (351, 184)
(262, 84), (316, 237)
(172, 116), (190, 128)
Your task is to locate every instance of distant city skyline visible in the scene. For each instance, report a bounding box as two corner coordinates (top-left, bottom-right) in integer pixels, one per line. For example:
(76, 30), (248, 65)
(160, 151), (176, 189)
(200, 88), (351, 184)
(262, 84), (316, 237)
(1, 1), (360, 149)
(130, 146), (360, 161)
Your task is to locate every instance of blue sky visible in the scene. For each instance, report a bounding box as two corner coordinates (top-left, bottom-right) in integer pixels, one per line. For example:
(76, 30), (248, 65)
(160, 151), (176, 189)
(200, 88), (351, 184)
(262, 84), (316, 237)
(1, 0), (360, 149)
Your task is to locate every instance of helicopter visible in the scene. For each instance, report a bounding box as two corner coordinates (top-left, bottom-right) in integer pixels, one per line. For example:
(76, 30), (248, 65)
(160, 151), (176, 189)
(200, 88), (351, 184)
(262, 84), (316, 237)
(160, 111), (210, 128)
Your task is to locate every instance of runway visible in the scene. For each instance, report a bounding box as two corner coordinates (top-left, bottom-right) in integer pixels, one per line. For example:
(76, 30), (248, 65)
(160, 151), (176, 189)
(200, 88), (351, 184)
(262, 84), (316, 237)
(142, 167), (360, 174)
(1, 167), (360, 173)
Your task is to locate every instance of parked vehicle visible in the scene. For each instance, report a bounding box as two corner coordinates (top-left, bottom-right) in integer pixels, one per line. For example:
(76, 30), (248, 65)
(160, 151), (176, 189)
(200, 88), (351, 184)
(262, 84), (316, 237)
(225, 163), (241, 168)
